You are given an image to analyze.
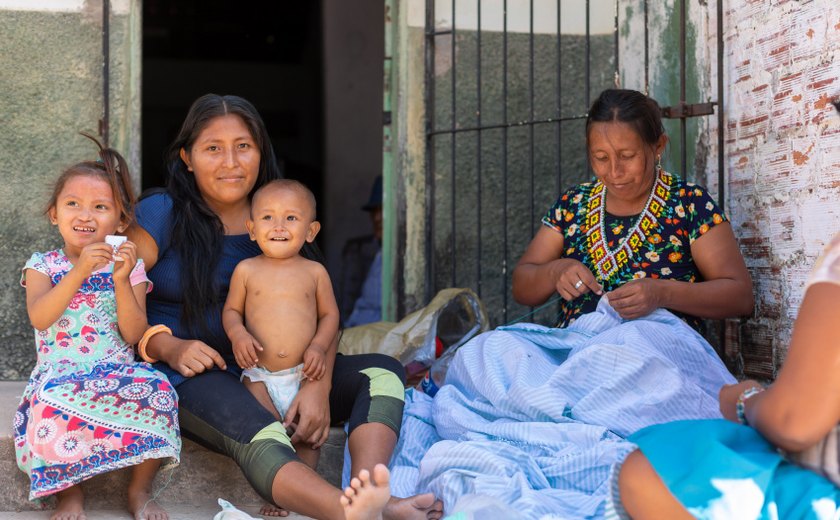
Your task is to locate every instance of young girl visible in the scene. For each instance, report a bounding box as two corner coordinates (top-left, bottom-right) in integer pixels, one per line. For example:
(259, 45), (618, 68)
(15, 137), (181, 520)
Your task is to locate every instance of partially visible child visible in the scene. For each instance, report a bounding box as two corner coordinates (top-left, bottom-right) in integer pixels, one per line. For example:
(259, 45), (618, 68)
(17, 135), (180, 520)
(222, 179), (340, 470)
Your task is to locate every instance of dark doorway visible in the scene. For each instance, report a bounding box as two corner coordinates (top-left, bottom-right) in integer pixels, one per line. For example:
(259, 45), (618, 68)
(141, 0), (324, 202)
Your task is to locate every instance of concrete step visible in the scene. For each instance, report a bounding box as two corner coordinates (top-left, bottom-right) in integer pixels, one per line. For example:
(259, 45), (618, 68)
(0, 506), (313, 519)
(0, 381), (345, 519)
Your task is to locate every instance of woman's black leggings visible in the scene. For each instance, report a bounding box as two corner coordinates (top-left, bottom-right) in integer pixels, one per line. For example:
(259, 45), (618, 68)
(175, 353), (406, 503)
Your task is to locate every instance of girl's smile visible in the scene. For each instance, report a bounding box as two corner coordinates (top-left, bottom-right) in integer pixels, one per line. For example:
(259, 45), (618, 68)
(49, 175), (124, 258)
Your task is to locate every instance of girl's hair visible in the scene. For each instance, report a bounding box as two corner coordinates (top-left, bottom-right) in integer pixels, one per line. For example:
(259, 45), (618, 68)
(586, 89), (665, 148)
(164, 94), (322, 333)
(46, 133), (136, 225)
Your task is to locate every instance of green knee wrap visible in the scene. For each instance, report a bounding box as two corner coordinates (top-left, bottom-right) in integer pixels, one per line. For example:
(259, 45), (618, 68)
(239, 423), (298, 503)
(361, 367), (405, 435)
(179, 408), (298, 505)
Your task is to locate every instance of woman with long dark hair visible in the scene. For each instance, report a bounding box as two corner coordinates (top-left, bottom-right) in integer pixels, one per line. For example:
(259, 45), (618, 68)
(127, 94), (443, 520)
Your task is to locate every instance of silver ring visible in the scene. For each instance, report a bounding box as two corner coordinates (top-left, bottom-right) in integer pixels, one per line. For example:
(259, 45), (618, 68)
(574, 280), (583, 289)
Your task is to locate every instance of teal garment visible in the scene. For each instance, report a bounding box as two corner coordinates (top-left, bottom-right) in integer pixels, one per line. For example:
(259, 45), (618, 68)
(630, 419), (840, 520)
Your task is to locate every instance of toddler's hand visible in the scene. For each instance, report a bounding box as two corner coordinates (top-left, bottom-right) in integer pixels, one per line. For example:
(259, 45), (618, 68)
(75, 243), (114, 278)
(112, 240), (138, 280)
(231, 330), (263, 369)
(302, 347), (326, 381)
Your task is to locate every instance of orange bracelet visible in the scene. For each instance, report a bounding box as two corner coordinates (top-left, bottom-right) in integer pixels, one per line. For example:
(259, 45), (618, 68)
(137, 324), (172, 363)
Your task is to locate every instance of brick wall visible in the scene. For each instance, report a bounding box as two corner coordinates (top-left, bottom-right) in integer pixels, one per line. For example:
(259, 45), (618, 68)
(715, 0), (840, 378)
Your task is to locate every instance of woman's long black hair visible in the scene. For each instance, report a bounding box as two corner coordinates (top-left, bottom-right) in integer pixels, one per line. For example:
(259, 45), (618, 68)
(165, 94), (322, 334)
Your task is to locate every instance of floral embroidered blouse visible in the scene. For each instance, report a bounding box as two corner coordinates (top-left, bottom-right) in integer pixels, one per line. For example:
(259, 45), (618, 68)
(541, 170), (728, 330)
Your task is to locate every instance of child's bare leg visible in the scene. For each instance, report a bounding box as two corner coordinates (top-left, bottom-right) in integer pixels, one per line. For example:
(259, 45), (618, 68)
(51, 485), (86, 520)
(349, 422), (442, 519)
(294, 441), (321, 471)
(340, 464), (392, 520)
(619, 450), (693, 520)
(242, 377), (282, 421)
(127, 458), (168, 520)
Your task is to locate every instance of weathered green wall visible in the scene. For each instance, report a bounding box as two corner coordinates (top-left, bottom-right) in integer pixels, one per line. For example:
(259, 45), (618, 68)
(387, 2), (425, 320)
(0, 3), (140, 379)
(618, 0), (711, 185)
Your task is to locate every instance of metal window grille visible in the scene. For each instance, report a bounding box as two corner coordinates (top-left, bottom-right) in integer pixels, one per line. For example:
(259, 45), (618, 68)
(421, 0), (724, 329)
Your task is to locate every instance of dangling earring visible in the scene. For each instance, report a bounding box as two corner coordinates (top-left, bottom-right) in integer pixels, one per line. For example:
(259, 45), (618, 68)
(656, 154), (662, 174)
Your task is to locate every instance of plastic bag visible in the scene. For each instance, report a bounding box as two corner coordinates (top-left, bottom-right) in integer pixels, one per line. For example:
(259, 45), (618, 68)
(213, 499), (260, 520)
(418, 322), (480, 396)
(337, 288), (488, 366)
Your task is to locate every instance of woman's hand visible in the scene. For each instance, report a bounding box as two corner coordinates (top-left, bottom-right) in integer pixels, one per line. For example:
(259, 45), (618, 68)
(719, 380), (761, 422)
(112, 241), (138, 281)
(164, 337), (227, 378)
(606, 278), (663, 319)
(551, 258), (603, 301)
(284, 378), (331, 449)
(513, 227), (602, 306)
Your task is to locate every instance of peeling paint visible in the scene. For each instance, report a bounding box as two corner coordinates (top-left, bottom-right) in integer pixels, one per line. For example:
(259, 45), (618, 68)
(815, 93), (834, 109)
(792, 143), (814, 165)
(704, 0), (840, 378)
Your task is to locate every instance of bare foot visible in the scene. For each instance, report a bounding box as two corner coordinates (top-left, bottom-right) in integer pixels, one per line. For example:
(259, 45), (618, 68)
(128, 487), (168, 520)
(51, 486), (86, 520)
(340, 464), (392, 520)
(259, 502), (290, 517)
(382, 491), (443, 520)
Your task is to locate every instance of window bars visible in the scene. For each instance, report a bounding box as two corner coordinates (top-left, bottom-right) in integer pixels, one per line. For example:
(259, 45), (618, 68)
(422, 0), (723, 327)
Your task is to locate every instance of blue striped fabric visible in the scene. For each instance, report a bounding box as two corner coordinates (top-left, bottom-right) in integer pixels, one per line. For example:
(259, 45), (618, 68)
(388, 298), (735, 519)
(603, 463), (629, 520)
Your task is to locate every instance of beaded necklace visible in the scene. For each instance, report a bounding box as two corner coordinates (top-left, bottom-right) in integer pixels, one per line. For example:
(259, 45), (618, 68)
(584, 168), (672, 282)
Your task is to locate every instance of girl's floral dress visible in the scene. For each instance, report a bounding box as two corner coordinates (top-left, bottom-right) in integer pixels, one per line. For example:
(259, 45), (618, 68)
(15, 250), (180, 499)
(542, 170), (728, 331)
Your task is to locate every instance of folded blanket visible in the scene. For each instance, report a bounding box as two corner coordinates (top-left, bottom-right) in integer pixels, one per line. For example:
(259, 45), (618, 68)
(389, 299), (736, 519)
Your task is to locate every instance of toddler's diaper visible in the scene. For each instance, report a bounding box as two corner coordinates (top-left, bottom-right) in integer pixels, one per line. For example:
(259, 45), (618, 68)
(241, 364), (303, 419)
